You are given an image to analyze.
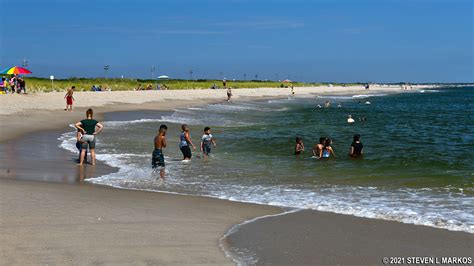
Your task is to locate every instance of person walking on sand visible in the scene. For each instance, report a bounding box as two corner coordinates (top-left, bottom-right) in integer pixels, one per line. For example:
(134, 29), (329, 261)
(64, 86), (75, 111)
(227, 87), (233, 102)
(152, 124), (168, 179)
(349, 134), (364, 158)
(179, 124), (196, 160)
(295, 137), (305, 156)
(201, 127), (216, 158)
(75, 108), (104, 165)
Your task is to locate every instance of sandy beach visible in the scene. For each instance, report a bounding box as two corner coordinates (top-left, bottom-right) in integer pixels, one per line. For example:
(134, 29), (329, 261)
(3, 85), (472, 265)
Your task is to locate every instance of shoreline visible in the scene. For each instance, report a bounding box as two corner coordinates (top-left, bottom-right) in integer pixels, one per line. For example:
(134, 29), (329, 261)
(0, 85), (425, 142)
(3, 85), (465, 264)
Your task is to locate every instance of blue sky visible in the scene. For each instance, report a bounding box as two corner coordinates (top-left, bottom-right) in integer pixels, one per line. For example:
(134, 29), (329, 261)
(1, 0), (472, 82)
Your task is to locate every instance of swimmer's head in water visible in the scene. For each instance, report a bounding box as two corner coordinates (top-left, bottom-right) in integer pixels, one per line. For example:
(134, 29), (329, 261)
(86, 108), (93, 119)
(295, 137), (303, 143)
(353, 134), (361, 142)
(319, 137), (326, 144)
(348, 114), (352, 118)
(325, 138), (332, 147)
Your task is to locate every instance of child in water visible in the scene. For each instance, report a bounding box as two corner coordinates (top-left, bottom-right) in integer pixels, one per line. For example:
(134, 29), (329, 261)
(201, 127), (217, 158)
(179, 124), (196, 160)
(349, 134), (364, 158)
(319, 138), (336, 159)
(295, 137), (305, 155)
(75, 129), (87, 163)
(312, 137), (326, 158)
(152, 124), (168, 179)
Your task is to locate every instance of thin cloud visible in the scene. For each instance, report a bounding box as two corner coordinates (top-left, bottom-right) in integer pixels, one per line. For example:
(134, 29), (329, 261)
(51, 25), (224, 35)
(211, 19), (304, 30)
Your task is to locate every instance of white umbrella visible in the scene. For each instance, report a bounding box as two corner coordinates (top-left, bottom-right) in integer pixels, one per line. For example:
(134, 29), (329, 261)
(157, 75), (169, 79)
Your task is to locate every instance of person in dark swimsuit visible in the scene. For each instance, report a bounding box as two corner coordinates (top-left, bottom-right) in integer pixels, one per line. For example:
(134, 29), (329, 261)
(179, 124), (196, 160)
(295, 137), (305, 156)
(349, 134), (364, 158)
(152, 124), (168, 179)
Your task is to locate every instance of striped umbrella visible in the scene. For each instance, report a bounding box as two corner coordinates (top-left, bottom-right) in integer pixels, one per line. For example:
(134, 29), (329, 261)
(0, 66), (32, 75)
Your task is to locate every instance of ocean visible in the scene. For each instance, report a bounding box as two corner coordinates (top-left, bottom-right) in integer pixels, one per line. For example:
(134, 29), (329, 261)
(59, 86), (474, 233)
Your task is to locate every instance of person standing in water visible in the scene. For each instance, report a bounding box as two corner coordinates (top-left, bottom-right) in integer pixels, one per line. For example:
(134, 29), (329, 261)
(319, 138), (336, 159)
(347, 114), (355, 123)
(152, 124), (168, 179)
(227, 87), (233, 102)
(312, 137), (326, 158)
(64, 86), (75, 112)
(295, 137), (305, 156)
(349, 134), (364, 158)
(201, 127), (216, 158)
(75, 108), (104, 165)
(179, 124), (196, 160)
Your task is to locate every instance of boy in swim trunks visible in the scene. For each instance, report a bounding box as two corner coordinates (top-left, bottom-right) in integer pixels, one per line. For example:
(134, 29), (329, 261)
(152, 124), (168, 179)
(201, 127), (216, 158)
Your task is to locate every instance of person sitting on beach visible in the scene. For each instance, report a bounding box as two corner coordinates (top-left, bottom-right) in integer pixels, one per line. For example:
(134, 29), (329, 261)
(295, 137), (305, 155)
(146, 84), (153, 90)
(319, 138), (335, 159)
(227, 87), (233, 102)
(312, 137), (326, 158)
(64, 86), (75, 112)
(75, 129), (88, 163)
(152, 124), (168, 179)
(75, 108), (104, 165)
(347, 114), (355, 123)
(179, 124), (196, 160)
(349, 134), (364, 158)
(201, 127), (216, 158)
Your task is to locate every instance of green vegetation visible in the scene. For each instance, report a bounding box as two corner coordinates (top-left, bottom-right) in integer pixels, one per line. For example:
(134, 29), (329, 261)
(20, 77), (324, 92)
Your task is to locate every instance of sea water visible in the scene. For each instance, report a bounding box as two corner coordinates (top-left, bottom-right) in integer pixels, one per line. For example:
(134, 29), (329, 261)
(59, 86), (474, 233)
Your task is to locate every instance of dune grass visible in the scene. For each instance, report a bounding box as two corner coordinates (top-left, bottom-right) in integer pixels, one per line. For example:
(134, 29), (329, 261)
(17, 77), (328, 92)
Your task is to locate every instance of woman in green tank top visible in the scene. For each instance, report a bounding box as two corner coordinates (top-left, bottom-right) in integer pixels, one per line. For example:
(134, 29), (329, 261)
(75, 108), (104, 166)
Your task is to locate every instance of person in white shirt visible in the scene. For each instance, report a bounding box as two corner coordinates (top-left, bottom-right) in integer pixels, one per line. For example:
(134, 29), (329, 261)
(347, 115), (355, 123)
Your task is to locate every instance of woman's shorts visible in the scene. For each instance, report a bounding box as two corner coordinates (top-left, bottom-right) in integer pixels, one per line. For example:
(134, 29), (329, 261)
(180, 145), (192, 158)
(81, 134), (96, 149)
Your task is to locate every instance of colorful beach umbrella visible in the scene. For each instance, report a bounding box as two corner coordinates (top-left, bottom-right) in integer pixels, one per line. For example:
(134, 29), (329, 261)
(282, 79), (292, 83)
(0, 66), (32, 75)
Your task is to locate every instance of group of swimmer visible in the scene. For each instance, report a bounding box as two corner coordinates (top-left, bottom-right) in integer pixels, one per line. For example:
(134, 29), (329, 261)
(152, 124), (216, 179)
(73, 107), (216, 180)
(294, 134), (364, 159)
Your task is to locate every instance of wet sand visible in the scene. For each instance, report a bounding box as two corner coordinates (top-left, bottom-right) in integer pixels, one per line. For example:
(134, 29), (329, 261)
(224, 210), (474, 265)
(0, 179), (281, 265)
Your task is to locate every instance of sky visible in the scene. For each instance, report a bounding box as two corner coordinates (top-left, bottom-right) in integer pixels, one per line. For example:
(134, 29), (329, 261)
(0, 0), (472, 82)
